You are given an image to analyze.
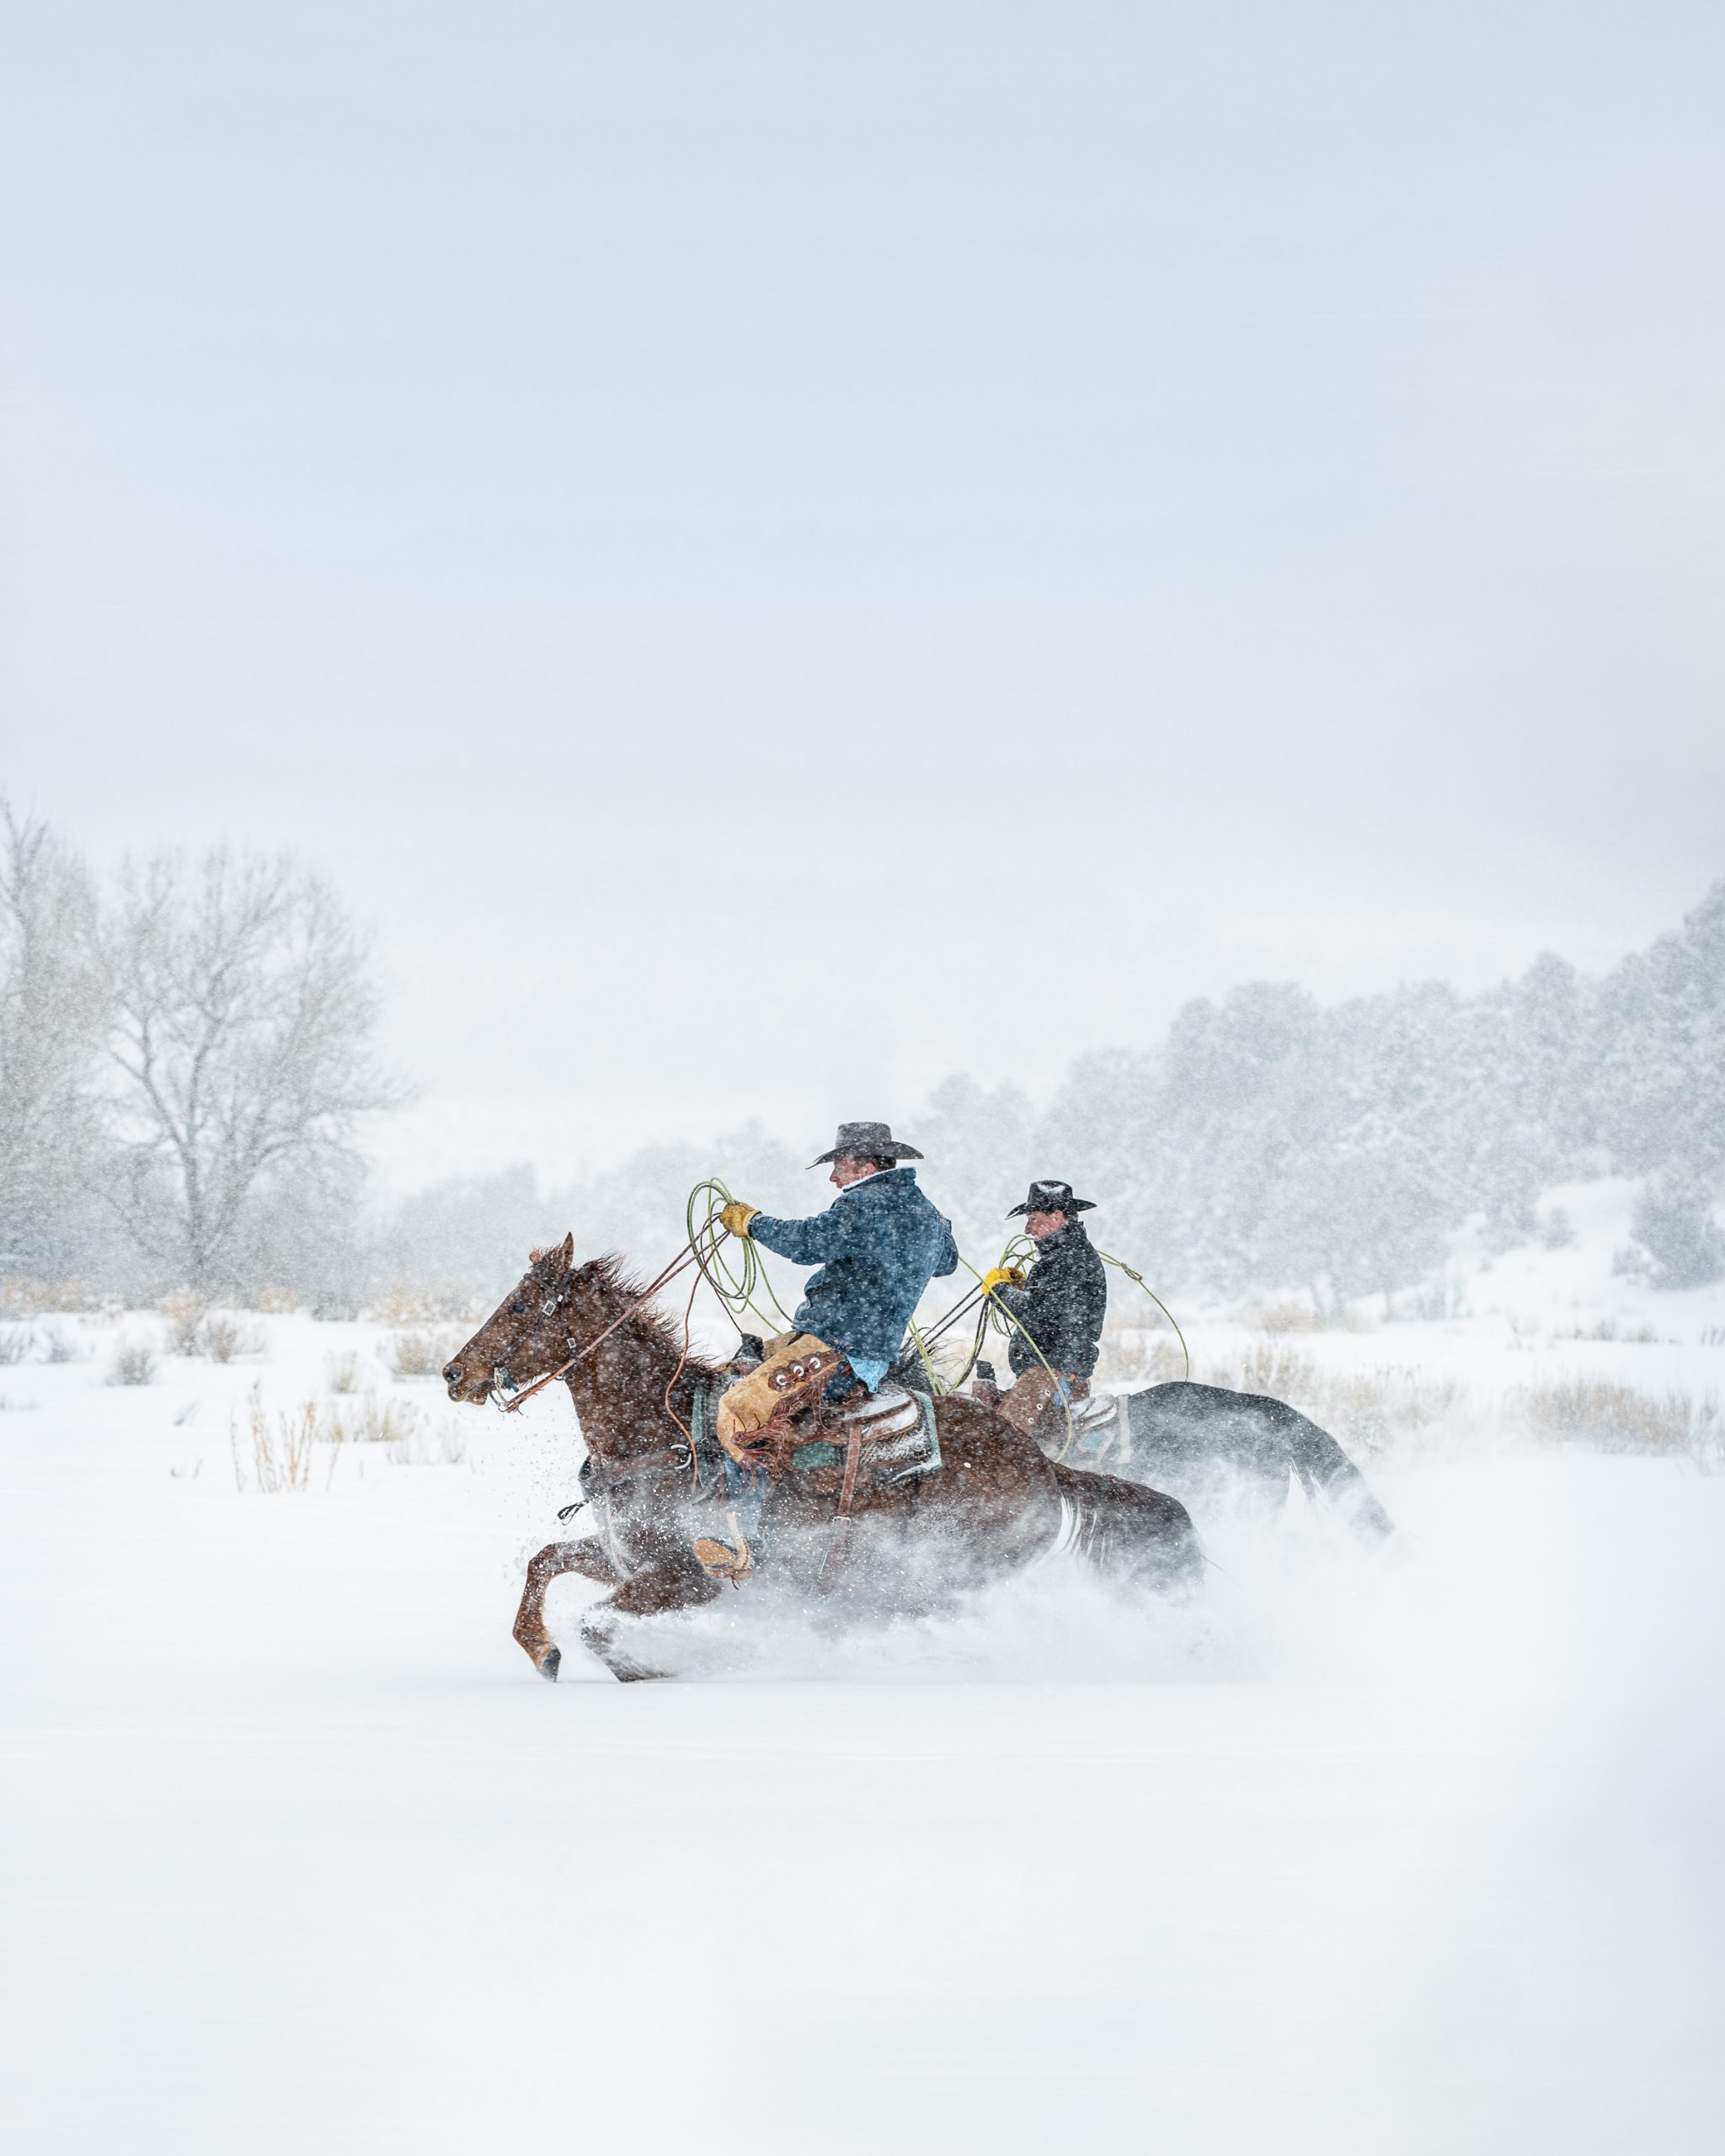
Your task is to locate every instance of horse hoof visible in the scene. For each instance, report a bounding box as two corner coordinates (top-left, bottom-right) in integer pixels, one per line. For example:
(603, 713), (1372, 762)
(539, 1648), (561, 1683)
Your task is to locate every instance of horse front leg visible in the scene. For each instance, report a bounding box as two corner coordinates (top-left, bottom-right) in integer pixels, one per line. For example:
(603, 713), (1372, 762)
(514, 1539), (622, 1680)
(579, 1562), (722, 1684)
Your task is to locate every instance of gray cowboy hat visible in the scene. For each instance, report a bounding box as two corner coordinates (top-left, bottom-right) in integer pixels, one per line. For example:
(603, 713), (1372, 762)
(1007, 1178), (1095, 1218)
(810, 1119), (925, 1167)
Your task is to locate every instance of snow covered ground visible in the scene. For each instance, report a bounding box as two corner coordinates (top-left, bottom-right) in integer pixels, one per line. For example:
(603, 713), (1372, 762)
(3, 1204), (1724, 2153)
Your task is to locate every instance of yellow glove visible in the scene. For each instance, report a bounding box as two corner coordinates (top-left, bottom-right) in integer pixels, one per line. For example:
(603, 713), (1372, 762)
(980, 1265), (1027, 1294)
(719, 1201), (759, 1238)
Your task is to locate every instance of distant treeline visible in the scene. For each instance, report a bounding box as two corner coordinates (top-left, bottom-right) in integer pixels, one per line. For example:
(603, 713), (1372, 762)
(1035, 877), (1725, 1303)
(387, 879), (1725, 1310)
(4, 784), (1721, 1310)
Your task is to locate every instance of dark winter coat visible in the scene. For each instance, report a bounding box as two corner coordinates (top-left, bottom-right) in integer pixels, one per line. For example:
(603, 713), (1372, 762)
(748, 1167), (960, 1364)
(998, 1220), (1108, 1379)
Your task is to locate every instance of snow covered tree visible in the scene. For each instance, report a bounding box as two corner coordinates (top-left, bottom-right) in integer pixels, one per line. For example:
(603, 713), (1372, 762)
(1594, 880), (1725, 1182)
(1252, 984), (1466, 1310)
(1627, 1169), (1725, 1289)
(0, 800), (109, 1278)
(100, 847), (401, 1295)
(1590, 880), (1725, 1287)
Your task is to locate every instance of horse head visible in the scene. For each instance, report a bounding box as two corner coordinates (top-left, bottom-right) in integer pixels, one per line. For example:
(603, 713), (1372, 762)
(444, 1233), (583, 1405)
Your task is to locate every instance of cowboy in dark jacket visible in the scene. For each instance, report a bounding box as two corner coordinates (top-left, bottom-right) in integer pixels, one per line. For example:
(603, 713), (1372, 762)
(716, 1120), (958, 1460)
(980, 1179), (1108, 1444)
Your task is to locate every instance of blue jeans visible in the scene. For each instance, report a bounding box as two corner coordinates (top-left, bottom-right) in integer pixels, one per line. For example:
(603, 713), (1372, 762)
(825, 1353), (889, 1402)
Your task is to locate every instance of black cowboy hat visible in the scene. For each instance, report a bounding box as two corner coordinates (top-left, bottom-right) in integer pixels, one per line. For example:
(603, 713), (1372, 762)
(810, 1119), (925, 1166)
(1007, 1178), (1095, 1218)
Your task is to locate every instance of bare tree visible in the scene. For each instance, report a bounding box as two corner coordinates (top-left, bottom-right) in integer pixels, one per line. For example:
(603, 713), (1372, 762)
(0, 798), (109, 1275)
(102, 847), (404, 1294)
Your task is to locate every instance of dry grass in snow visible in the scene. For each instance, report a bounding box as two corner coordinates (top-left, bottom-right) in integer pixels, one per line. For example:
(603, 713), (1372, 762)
(231, 1392), (319, 1493)
(226, 1380), (467, 1492)
(0, 1277), (86, 1316)
(105, 1335), (158, 1386)
(1097, 1316), (1723, 1468)
(159, 1292), (206, 1355)
(371, 1286), (479, 1326)
(322, 1393), (419, 1448)
(199, 1313), (266, 1363)
(389, 1327), (462, 1380)
(1510, 1378), (1722, 1461)
(325, 1348), (365, 1393)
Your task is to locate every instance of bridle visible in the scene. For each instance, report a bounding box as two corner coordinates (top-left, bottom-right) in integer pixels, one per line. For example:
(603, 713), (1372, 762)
(488, 1242), (708, 1415)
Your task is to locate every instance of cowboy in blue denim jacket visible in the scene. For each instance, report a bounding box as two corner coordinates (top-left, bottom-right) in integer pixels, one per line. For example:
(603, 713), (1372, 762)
(716, 1121), (958, 1453)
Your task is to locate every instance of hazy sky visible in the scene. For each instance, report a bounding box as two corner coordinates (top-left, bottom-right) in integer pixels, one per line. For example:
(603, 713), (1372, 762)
(4, 3), (1722, 1189)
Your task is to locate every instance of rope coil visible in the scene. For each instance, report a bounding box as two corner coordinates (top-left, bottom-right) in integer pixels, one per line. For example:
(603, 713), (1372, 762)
(683, 1177), (796, 1339)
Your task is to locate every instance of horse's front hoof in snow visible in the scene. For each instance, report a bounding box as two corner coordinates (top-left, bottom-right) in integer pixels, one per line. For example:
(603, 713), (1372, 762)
(538, 1647), (561, 1683)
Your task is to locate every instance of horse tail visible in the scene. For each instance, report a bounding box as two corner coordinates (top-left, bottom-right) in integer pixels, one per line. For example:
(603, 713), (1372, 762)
(1049, 1460), (1204, 1598)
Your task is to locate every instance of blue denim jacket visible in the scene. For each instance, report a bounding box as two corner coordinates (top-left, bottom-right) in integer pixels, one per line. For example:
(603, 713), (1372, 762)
(747, 1167), (959, 1364)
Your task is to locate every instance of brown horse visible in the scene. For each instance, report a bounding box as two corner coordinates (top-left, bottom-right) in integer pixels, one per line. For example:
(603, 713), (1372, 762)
(445, 1236), (1202, 1682)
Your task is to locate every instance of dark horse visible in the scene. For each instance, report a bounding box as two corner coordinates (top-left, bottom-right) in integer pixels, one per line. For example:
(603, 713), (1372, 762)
(1071, 1383), (1395, 1539)
(444, 1237), (1204, 1683)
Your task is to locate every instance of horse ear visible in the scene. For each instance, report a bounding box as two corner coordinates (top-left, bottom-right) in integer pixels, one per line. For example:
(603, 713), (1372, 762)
(558, 1231), (574, 1270)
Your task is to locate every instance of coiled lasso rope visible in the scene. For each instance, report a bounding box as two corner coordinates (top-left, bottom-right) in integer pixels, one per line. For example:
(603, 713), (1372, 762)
(683, 1177), (797, 1340)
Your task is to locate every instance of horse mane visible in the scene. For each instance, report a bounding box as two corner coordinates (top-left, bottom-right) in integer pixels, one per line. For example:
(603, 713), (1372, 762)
(531, 1246), (723, 1384)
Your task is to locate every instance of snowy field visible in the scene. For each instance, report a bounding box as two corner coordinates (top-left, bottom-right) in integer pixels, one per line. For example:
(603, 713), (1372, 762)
(4, 1206), (1725, 2153)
